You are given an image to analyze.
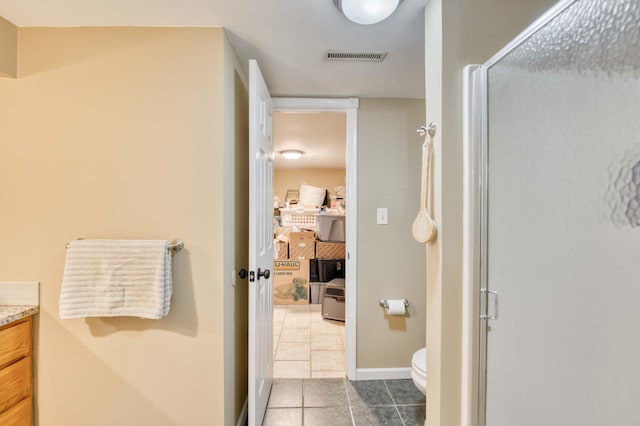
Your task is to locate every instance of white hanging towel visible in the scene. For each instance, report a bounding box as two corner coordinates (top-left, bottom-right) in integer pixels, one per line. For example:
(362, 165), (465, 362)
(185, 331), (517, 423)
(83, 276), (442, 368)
(59, 239), (172, 319)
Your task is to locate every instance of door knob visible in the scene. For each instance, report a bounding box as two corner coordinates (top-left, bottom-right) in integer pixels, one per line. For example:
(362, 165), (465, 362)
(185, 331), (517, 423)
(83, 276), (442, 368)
(258, 268), (271, 280)
(238, 269), (248, 279)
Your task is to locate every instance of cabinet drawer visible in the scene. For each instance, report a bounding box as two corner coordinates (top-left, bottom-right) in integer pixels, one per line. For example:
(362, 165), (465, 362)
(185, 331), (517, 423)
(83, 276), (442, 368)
(0, 396), (32, 426)
(0, 319), (31, 369)
(0, 356), (32, 414)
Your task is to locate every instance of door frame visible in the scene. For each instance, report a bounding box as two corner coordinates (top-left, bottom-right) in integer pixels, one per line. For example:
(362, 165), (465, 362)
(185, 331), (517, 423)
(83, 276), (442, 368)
(462, 64), (482, 426)
(272, 97), (359, 380)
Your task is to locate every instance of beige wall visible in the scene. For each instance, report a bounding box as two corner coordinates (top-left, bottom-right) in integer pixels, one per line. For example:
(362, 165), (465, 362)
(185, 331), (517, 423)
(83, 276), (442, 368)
(0, 26), (243, 425)
(356, 98), (426, 368)
(222, 32), (250, 426)
(274, 168), (346, 202)
(0, 16), (17, 78)
(424, 0), (558, 424)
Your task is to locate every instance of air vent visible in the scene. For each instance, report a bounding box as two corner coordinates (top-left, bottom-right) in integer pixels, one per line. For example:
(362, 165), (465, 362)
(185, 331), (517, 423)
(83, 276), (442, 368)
(323, 50), (387, 62)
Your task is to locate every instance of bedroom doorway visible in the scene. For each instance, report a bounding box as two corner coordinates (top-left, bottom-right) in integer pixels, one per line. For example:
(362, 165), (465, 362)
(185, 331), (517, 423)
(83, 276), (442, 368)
(271, 98), (358, 380)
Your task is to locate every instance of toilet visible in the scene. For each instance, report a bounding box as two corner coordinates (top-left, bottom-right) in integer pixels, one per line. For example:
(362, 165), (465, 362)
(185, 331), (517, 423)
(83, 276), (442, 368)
(411, 347), (427, 395)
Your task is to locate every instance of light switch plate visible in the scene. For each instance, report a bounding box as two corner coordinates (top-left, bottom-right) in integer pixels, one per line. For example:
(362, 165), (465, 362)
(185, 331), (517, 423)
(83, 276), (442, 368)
(377, 208), (388, 225)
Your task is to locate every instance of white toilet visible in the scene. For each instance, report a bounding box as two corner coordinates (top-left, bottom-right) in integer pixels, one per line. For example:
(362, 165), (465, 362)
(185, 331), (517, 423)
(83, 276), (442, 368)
(411, 347), (427, 395)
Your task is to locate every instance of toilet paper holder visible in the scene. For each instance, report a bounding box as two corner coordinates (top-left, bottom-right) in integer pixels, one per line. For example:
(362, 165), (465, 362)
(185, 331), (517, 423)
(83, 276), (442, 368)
(379, 298), (409, 309)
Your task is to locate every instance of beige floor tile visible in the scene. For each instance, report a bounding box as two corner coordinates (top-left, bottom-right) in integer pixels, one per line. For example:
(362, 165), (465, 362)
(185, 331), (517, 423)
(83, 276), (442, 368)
(285, 307), (311, 316)
(287, 304), (311, 313)
(279, 327), (310, 343)
(310, 312), (327, 323)
(311, 371), (346, 379)
(284, 313), (311, 324)
(273, 304), (346, 381)
(311, 351), (345, 371)
(263, 408), (302, 426)
(311, 334), (343, 351)
(267, 380), (303, 408)
(273, 306), (287, 321)
(283, 315), (310, 329)
(274, 361), (311, 379)
(311, 319), (342, 335)
(309, 303), (322, 312)
(276, 342), (311, 361)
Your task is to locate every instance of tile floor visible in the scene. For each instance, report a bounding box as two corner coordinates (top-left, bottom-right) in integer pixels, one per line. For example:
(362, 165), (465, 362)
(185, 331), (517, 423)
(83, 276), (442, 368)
(263, 378), (426, 426)
(273, 304), (346, 379)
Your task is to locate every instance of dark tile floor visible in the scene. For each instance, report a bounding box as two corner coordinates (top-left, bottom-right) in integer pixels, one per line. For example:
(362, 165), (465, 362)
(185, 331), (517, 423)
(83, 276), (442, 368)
(263, 378), (426, 426)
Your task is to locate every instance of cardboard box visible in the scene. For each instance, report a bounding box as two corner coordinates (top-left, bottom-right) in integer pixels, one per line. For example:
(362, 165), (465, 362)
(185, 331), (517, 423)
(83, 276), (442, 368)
(289, 231), (315, 260)
(274, 227), (290, 242)
(274, 260), (310, 305)
(315, 241), (345, 259)
(274, 239), (288, 260)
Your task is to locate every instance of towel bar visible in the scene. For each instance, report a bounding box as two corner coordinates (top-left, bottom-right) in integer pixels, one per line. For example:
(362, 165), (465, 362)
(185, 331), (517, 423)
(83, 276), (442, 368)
(65, 238), (184, 253)
(168, 239), (184, 253)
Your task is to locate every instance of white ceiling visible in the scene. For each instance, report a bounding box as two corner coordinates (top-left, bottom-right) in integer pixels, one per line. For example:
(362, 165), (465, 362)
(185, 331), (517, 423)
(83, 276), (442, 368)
(0, 0), (427, 99)
(274, 111), (346, 169)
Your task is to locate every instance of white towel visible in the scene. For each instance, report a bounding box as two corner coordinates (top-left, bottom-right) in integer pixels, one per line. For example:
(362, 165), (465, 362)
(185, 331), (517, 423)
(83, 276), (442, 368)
(59, 239), (172, 319)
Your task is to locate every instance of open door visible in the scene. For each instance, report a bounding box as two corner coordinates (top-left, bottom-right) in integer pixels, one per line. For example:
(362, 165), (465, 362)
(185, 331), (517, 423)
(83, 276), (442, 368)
(248, 59), (274, 426)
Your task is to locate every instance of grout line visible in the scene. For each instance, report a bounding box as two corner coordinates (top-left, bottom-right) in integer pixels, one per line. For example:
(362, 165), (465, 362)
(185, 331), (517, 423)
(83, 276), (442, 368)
(301, 378), (306, 424)
(383, 380), (407, 426)
(395, 404), (407, 426)
(344, 377), (356, 425)
(308, 309), (312, 374)
(383, 379), (397, 405)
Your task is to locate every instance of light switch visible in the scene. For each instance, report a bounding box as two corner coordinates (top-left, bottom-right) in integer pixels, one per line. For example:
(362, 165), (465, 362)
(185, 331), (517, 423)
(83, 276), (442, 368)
(377, 208), (388, 225)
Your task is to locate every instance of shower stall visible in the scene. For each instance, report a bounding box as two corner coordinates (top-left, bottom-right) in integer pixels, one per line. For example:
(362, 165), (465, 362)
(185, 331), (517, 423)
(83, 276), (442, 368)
(465, 0), (640, 424)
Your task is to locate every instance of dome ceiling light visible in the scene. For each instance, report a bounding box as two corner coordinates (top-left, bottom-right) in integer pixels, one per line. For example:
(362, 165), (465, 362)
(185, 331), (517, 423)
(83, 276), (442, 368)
(333, 0), (403, 25)
(280, 150), (305, 160)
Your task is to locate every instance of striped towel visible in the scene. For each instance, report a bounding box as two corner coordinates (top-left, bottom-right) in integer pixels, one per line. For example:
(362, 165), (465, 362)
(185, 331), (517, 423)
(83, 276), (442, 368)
(59, 240), (172, 319)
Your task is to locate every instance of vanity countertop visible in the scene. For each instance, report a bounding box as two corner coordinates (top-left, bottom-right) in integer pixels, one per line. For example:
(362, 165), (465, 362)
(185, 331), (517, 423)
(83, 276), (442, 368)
(0, 305), (39, 327)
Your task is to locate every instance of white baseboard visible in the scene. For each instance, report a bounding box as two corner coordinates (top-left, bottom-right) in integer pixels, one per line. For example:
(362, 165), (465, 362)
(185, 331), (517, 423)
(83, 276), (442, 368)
(236, 397), (248, 426)
(355, 367), (412, 381)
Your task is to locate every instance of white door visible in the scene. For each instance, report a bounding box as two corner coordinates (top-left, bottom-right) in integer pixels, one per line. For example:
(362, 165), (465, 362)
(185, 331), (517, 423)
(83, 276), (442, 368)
(479, 1), (640, 425)
(248, 59), (274, 426)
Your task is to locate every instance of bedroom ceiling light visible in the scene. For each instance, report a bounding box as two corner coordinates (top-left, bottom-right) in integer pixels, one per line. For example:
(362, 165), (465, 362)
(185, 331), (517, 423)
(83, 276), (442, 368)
(333, 0), (402, 25)
(280, 150), (305, 160)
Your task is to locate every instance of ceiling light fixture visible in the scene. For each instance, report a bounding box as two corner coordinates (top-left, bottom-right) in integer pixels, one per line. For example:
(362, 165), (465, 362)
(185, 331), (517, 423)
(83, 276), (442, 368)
(280, 150), (305, 160)
(333, 0), (402, 25)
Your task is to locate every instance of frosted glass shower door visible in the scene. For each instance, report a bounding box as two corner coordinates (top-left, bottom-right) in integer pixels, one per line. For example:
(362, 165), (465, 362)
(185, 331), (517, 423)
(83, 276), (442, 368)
(482, 1), (640, 425)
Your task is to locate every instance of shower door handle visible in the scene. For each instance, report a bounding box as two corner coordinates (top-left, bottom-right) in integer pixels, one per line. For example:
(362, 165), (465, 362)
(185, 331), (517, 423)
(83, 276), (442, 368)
(480, 288), (499, 320)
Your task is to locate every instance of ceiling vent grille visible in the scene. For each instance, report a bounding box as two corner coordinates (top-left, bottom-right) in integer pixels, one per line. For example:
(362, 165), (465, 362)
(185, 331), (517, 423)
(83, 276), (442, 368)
(323, 50), (387, 62)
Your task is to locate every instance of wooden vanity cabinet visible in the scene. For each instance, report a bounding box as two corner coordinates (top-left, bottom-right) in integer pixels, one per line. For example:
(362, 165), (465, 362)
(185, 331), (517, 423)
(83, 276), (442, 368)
(0, 317), (33, 426)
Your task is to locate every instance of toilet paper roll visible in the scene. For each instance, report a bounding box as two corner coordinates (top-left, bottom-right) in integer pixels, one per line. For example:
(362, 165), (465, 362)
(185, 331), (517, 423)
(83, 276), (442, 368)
(386, 299), (406, 315)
